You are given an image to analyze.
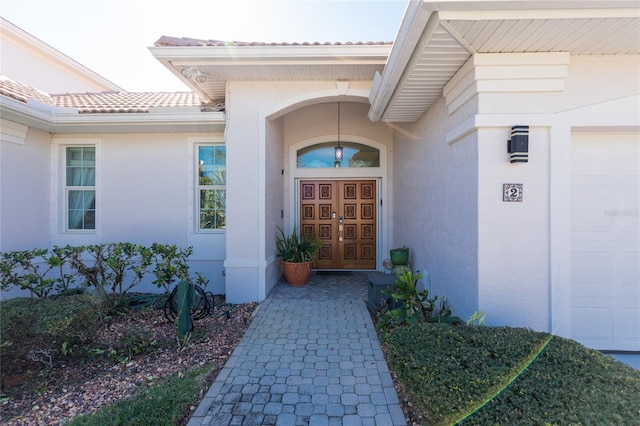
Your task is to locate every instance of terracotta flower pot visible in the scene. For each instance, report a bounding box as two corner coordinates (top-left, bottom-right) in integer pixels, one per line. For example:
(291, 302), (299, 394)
(282, 261), (313, 286)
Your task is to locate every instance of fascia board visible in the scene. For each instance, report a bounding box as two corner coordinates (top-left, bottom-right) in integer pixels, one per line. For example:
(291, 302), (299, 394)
(0, 94), (54, 130)
(426, 0), (640, 18)
(427, 0), (639, 13)
(149, 44), (392, 64)
(437, 7), (640, 20)
(53, 111), (225, 126)
(368, 1), (437, 121)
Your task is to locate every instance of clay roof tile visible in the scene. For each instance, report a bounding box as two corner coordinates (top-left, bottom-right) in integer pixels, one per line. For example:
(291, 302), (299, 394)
(0, 75), (224, 114)
(154, 35), (392, 47)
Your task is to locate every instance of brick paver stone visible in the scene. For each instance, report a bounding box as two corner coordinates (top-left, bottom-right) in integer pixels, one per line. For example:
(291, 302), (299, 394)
(188, 272), (406, 426)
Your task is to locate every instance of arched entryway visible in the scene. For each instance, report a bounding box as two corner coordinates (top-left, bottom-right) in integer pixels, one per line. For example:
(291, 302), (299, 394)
(286, 102), (390, 271)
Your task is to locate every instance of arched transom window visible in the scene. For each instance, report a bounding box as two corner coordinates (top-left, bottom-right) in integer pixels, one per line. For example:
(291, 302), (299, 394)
(297, 142), (380, 168)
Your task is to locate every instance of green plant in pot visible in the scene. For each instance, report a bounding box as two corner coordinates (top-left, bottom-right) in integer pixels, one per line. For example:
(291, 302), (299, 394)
(276, 226), (322, 286)
(390, 246), (409, 266)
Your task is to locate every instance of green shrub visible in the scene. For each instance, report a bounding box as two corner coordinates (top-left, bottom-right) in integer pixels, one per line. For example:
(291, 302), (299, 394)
(0, 247), (77, 298)
(99, 327), (158, 365)
(2, 242), (200, 299)
(0, 294), (106, 364)
(149, 243), (193, 292)
(67, 243), (154, 298)
(384, 323), (640, 425)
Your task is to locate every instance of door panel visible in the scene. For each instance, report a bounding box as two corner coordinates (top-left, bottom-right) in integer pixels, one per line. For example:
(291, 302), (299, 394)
(300, 181), (337, 269)
(300, 180), (376, 270)
(339, 181), (377, 269)
(570, 134), (639, 351)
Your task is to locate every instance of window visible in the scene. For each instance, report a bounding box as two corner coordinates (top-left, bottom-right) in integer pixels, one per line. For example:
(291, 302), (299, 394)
(297, 142), (380, 168)
(65, 146), (96, 230)
(198, 145), (226, 230)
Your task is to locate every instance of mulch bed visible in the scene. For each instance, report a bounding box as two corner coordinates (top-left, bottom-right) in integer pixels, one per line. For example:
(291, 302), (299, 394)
(1, 299), (258, 425)
(2, 298), (418, 425)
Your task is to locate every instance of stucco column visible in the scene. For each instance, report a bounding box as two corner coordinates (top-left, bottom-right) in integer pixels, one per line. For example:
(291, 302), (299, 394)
(224, 84), (266, 303)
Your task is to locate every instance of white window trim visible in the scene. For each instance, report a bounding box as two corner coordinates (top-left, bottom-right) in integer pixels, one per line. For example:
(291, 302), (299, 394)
(51, 138), (101, 236)
(188, 137), (226, 234)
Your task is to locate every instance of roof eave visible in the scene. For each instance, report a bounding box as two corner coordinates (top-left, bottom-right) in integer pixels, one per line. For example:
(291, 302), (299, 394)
(0, 94), (225, 134)
(149, 44), (393, 64)
(0, 94), (55, 132)
(368, 1), (436, 122)
(52, 111), (226, 134)
(368, 0), (640, 123)
(149, 44), (393, 102)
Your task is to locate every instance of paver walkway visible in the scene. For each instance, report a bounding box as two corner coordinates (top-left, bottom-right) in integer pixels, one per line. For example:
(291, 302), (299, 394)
(188, 272), (406, 426)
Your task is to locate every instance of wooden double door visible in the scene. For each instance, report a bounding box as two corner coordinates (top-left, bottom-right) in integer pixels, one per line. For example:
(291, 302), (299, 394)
(300, 180), (377, 270)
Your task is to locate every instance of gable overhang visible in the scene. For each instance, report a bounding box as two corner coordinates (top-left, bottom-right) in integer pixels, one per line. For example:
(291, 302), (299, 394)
(368, 0), (640, 123)
(1, 17), (124, 92)
(149, 44), (393, 102)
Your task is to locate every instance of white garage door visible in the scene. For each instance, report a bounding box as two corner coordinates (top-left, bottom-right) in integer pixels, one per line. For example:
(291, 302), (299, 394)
(570, 133), (639, 351)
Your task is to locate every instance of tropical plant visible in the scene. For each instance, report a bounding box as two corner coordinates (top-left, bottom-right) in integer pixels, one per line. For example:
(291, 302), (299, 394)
(377, 267), (463, 337)
(275, 225), (321, 263)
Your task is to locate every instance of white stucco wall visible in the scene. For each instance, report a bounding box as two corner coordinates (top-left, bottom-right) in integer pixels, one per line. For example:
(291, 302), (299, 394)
(48, 132), (226, 295)
(265, 116), (285, 298)
(284, 102), (392, 149)
(0, 127), (50, 252)
(476, 54), (639, 333)
(393, 97), (479, 320)
(0, 126), (52, 299)
(223, 80), (385, 303)
(394, 53), (639, 333)
(443, 53), (639, 333)
(477, 127), (551, 330)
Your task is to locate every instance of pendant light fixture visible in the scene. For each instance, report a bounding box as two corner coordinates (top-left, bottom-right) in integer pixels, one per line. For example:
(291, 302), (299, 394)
(334, 102), (343, 167)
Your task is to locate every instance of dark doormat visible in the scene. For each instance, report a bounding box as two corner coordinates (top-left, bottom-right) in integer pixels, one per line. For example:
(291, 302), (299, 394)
(314, 271), (353, 276)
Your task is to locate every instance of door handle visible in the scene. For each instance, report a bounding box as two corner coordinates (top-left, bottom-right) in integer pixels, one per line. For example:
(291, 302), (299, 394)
(339, 224), (343, 242)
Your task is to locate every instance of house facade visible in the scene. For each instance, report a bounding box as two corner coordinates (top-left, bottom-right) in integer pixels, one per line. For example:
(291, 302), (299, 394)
(1, 1), (638, 352)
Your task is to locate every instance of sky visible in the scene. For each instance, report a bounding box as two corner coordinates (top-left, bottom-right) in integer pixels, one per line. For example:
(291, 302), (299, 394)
(1, 0), (408, 92)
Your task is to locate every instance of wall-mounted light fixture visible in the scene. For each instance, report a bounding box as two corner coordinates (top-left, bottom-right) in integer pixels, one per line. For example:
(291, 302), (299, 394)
(334, 102), (343, 167)
(508, 125), (529, 163)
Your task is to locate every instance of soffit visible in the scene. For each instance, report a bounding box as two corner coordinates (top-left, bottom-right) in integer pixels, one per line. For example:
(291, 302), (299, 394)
(150, 40), (393, 102)
(377, 4), (640, 122)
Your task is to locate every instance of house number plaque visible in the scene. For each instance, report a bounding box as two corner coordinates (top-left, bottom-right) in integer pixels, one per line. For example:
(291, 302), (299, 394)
(503, 184), (523, 202)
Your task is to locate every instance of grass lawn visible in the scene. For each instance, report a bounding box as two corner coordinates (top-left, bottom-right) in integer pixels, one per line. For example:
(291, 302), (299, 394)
(384, 323), (640, 425)
(66, 365), (212, 426)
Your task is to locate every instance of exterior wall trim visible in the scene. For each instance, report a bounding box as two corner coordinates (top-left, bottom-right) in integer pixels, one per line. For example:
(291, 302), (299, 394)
(446, 114), (555, 145)
(443, 52), (570, 115)
(0, 119), (28, 144)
